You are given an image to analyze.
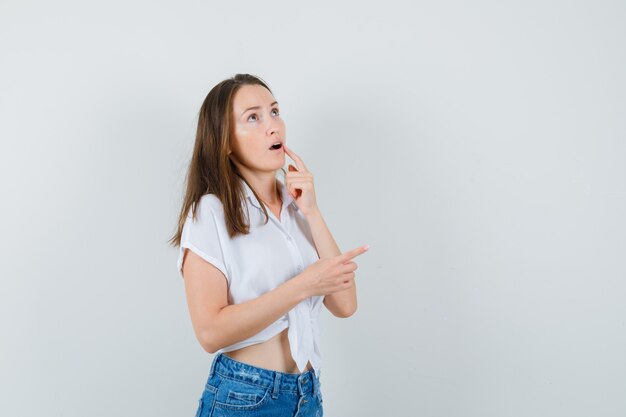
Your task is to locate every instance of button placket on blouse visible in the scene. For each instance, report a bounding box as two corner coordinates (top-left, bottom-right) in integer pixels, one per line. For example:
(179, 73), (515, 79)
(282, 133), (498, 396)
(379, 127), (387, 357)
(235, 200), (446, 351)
(269, 208), (306, 276)
(266, 203), (317, 373)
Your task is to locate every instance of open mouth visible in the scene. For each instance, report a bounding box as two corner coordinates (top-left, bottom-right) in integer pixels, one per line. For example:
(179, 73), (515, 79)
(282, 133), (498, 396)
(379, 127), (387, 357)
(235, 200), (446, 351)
(269, 142), (283, 150)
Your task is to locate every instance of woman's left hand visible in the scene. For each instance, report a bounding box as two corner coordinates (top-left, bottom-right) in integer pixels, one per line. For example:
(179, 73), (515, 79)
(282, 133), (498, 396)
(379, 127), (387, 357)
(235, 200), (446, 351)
(283, 144), (319, 216)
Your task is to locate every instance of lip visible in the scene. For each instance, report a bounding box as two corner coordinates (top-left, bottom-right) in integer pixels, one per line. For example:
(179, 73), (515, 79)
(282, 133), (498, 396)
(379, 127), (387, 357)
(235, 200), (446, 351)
(269, 145), (284, 153)
(268, 138), (284, 150)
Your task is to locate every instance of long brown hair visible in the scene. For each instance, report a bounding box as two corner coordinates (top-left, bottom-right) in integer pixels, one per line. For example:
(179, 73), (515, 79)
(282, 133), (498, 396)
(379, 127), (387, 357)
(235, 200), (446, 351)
(168, 73), (285, 247)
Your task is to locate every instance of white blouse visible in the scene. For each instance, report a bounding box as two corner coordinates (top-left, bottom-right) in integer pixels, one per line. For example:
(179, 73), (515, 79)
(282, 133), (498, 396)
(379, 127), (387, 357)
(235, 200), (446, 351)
(177, 177), (323, 375)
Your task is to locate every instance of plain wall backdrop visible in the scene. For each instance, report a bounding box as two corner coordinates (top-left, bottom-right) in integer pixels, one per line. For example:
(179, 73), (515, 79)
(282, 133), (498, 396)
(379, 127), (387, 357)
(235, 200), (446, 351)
(1, 1), (625, 416)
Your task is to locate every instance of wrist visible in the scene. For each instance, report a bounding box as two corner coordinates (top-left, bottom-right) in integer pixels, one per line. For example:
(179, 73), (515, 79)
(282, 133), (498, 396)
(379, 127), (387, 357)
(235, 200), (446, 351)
(303, 206), (322, 220)
(290, 272), (311, 302)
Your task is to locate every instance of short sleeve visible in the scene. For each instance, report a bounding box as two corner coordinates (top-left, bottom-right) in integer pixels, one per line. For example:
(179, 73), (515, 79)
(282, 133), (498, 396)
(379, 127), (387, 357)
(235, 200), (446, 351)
(177, 199), (230, 286)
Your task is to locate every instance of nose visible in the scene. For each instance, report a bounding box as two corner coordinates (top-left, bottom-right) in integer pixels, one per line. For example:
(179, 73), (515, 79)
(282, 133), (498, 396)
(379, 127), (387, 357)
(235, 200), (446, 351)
(266, 117), (281, 136)
(268, 126), (279, 137)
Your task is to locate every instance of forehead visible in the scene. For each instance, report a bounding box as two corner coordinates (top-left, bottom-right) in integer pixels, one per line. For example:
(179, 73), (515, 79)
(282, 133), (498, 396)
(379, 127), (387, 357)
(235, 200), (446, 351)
(232, 84), (275, 110)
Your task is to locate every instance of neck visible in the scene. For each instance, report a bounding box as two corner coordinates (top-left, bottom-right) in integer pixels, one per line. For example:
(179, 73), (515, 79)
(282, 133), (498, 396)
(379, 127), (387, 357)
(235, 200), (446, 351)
(239, 173), (281, 205)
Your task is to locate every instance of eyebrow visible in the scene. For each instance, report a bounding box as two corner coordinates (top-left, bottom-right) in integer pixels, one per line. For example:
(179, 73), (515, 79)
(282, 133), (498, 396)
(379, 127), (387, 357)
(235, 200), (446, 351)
(240, 101), (279, 117)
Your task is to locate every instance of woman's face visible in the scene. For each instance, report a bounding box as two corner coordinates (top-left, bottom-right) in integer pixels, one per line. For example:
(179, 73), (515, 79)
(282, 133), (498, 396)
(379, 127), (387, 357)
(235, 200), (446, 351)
(229, 84), (286, 173)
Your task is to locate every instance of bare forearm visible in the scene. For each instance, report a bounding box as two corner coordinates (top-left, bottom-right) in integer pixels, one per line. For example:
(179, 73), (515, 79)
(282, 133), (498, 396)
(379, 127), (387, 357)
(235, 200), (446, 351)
(305, 208), (341, 258)
(305, 208), (358, 317)
(205, 277), (308, 353)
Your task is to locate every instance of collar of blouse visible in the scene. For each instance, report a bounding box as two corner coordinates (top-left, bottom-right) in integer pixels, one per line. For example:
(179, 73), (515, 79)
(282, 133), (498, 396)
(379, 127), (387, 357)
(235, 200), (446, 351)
(240, 178), (297, 211)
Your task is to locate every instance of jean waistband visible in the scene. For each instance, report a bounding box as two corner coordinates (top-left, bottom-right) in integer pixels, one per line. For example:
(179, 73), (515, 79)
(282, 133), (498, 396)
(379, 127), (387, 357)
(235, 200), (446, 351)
(210, 352), (320, 396)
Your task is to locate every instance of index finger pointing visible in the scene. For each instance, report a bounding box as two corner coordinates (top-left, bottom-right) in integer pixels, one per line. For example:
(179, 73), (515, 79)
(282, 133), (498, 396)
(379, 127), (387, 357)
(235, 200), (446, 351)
(336, 244), (370, 263)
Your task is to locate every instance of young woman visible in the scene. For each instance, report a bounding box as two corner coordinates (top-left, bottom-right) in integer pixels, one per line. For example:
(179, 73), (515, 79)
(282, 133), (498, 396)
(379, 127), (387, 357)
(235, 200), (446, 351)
(170, 73), (369, 416)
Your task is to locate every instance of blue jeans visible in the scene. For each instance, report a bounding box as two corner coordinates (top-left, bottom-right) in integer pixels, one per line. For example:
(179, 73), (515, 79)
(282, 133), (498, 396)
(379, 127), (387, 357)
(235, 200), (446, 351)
(194, 352), (324, 417)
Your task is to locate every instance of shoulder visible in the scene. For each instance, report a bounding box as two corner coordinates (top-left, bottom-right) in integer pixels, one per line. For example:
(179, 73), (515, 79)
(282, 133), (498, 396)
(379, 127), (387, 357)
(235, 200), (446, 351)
(182, 194), (225, 227)
(198, 193), (224, 211)
(191, 193), (224, 216)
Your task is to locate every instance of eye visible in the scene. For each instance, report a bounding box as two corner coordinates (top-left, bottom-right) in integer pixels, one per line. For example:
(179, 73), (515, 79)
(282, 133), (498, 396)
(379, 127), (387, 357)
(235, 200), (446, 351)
(247, 113), (258, 122)
(271, 107), (280, 116)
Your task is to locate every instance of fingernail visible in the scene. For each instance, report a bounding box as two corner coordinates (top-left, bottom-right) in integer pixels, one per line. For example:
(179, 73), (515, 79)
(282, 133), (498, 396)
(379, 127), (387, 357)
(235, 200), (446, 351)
(364, 244), (370, 251)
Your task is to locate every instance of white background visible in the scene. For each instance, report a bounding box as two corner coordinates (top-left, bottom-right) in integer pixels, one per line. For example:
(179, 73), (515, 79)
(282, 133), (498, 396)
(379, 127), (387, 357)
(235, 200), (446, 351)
(1, 1), (625, 416)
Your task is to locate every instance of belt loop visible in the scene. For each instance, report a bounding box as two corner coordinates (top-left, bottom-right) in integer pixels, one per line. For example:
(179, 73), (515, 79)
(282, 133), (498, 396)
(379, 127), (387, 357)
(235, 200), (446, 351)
(209, 352), (220, 378)
(272, 371), (282, 399)
(311, 371), (318, 396)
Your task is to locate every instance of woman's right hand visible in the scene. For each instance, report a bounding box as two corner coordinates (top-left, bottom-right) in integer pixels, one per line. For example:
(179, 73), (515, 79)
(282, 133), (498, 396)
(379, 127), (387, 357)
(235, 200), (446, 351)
(297, 245), (370, 298)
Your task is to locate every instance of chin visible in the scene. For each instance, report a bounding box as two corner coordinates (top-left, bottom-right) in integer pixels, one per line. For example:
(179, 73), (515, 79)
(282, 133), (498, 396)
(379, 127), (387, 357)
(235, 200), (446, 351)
(260, 161), (284, 172)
